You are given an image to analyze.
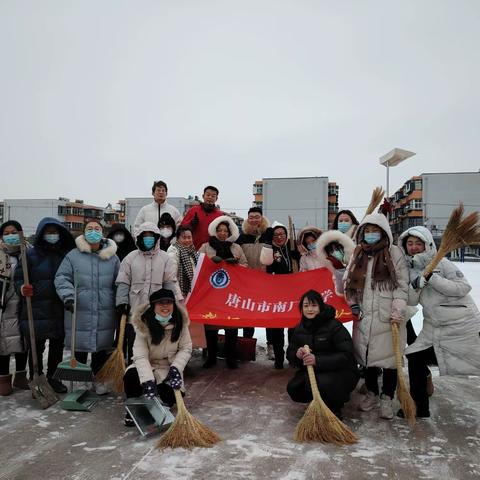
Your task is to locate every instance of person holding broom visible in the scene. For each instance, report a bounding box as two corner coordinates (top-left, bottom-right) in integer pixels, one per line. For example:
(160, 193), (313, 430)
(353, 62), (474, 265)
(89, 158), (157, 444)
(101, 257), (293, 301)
(286, 290), (359, 418)
(123, 288), (192, 427)
(398, 226), (480, 418)
(344, 213), (409, 420)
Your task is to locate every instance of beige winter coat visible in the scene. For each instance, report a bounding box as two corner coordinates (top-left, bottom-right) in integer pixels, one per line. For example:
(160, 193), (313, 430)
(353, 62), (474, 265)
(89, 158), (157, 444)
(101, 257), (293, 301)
(129, 303), (192, 392)
(346, 214), (409, 369)
(297, 226), (323, 272)
(237, 216), (270, 271)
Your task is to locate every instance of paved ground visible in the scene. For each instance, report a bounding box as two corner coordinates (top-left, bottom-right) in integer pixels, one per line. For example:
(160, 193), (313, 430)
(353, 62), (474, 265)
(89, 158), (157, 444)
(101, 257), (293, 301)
(1, 347), (479, 480)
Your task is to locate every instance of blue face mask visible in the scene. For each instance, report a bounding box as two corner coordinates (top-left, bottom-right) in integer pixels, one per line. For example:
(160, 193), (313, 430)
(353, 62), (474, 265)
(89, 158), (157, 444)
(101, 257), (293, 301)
(307, 242), (317, 251)
(143, 237), (156, 250)
(155, 313), (172, 325)
(332, 250), (344, 262)
(44, 233), (60, 244)
(364, 232), (381, 245)
(3, 233), (21, 246)
(337, 222), (351, 233)
(85, 230), (102, 244)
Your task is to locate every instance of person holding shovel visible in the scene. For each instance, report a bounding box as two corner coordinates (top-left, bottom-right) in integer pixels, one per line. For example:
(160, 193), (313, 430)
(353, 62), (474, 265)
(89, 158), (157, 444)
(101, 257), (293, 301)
(287, 290), (359, 417)
(398, 226), (480, 417)
(123, 288), (192, 427)
(0, 221), (29, 395)
(14, 217), (75, 394)
(55, 220), (120, 395)
(344, 213), (409, 420)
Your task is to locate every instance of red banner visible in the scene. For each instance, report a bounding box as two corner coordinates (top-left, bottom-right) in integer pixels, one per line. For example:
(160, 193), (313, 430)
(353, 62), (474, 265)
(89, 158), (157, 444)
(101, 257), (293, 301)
(186, 255), (354, 327)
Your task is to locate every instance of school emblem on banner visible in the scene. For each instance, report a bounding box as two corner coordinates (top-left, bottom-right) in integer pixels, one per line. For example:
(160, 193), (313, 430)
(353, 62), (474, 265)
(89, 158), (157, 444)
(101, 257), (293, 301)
(210, 268), (230, 289)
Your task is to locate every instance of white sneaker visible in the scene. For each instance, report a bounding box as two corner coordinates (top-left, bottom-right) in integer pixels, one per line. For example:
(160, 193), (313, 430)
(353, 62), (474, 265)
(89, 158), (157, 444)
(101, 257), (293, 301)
(379, 394), (394, 419)
(267, 345), (275, 361)
(94, 382), (109, 395)
(359, 391), (379, 412)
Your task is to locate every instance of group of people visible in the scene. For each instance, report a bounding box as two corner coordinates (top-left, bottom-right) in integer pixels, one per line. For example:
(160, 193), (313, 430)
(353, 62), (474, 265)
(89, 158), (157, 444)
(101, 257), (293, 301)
(1, 180), (479, 428)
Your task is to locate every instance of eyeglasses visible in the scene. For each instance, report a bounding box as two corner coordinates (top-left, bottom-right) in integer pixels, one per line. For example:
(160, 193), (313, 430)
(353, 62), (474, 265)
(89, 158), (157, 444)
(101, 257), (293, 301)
(273, 233), (286, 237)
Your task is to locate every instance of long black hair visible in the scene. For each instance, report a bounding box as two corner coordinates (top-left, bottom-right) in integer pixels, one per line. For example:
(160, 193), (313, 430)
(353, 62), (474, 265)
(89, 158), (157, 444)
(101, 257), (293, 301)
(141, 303), (184, 345)
(298, 290), (325, 313)
(332, 210), (359, 230)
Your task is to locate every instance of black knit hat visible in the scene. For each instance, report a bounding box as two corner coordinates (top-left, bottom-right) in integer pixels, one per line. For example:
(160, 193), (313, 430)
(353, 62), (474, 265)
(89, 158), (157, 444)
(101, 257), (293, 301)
(149, 288), (175, 304)
(0, 220), (23, 237)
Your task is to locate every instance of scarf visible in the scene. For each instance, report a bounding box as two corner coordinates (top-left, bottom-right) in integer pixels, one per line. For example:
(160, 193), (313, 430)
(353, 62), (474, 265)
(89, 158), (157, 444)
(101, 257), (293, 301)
(208, 236), (234, 260)
(177, 243), (199, 296)
(326, 255), (345, 270)
(345, 236), (398, 300)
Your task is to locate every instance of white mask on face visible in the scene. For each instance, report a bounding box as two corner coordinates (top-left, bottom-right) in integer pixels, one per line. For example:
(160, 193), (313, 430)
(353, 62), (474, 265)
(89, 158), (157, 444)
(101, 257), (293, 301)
(159, 228), (173, 239)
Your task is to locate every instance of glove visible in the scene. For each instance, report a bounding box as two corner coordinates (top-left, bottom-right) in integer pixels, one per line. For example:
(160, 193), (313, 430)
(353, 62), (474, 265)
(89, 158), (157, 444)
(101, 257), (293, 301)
(142, 380), (157, 399)
(411, 273), (432, 290)
(165, 366), (183, 390)
(64, 299), (74, 313)
(190, 212), (199, 230)
(226, 257), (238, 264)
(211, 256), (222, 263)
(263, 227), (274, 245)
(350, 304), (361, 317)
(116, 303), (130, 316)
(20, 284), (34, 297)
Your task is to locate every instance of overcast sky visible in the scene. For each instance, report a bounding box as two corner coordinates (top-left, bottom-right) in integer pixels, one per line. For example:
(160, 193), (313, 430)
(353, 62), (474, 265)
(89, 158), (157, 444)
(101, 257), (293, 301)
(1, 1), (479, 220)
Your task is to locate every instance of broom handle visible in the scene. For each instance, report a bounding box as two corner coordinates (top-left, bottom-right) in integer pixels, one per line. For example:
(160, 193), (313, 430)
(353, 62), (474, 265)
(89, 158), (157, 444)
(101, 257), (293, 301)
(116, 314), (127, 352)
(174, 388), (187, 414)
(391, 323), (403, 375)
(70, 274), (78, 369)
(303, 345), (322, 403)
(19, 234), (41, 377)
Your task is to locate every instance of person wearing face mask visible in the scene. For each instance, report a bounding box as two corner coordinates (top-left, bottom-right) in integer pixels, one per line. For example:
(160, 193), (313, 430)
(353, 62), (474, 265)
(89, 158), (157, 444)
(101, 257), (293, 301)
(398, 226), (480, 418)
(107, 224), (136, 261)
(297, 227), (323, 272)
(14, 217), (75, 394)
(286, 290), (359, 417)
(0, 221), (29, 395)
(199, 216), (247, 369)
(54, 220), (120, 395)
(123, 288), (192, 427)
(181, 186), (224, 250)
(344, 213), (408, 420)
(314, 230), (355, 295)
(158, 212), (176, 252)
(115, 222), (182, 366)
(332, 210), (359, 240)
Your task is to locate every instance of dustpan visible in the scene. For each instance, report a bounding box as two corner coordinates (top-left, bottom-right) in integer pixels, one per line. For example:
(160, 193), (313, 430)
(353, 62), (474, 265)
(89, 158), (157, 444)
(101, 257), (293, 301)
(61, 386), (99, 411)
(125, 397), (175, 437)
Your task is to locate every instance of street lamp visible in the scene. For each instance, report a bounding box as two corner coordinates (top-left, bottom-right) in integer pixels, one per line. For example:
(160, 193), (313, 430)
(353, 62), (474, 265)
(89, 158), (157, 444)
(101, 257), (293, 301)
(379, 148), (416, 198)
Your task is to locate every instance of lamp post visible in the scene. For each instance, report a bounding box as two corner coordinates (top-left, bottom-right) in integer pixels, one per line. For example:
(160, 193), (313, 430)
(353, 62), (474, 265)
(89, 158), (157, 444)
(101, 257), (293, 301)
(379, 148), (416, 198)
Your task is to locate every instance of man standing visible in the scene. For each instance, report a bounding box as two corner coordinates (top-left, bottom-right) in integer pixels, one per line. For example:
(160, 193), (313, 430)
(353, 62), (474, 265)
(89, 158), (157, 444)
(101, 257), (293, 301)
(133, 181), (182, 231)
(181, 186), (223, 250)
(236, 207), (270, 339)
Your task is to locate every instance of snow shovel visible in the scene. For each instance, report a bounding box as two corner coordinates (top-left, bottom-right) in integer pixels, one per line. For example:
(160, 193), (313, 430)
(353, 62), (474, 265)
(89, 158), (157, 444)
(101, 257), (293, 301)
(19, 235), (59, 409)
(125, 396), (175, 437)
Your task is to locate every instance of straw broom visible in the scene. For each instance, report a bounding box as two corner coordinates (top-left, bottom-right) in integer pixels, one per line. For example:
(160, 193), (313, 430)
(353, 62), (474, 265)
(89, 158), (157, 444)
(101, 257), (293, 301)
(424, 203), (480, 277)
(157, 389), (222, 449)
(294, 346), (358, 445)
(391, 323), (416, 427)
(363, 187), (385, 218)
(95, 314), (127, 394)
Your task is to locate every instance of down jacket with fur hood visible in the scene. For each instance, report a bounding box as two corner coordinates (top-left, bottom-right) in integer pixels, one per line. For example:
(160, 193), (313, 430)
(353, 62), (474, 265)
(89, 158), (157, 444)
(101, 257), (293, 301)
(129, 303), (192, 392)
(198, 216), (248, 266)
(399, 226), (480, 376)
(345, 213), (409, 369)
(236, 216), (270, 270)
(297, 226), (323, 272)
(55, 235), (120, 352)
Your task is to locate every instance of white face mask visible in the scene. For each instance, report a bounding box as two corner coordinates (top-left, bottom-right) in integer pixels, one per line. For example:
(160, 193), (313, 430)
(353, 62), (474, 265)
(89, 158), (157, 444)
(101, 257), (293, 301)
(159, 228), (173, 239)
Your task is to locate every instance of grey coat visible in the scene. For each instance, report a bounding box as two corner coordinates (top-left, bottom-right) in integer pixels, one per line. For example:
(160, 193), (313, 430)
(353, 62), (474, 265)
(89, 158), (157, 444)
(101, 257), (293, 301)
(55, 236), (120, 353)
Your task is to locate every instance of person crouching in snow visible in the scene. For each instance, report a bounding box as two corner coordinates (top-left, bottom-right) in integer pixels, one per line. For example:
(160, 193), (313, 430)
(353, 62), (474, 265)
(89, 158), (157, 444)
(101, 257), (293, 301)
(297, 227), (323, 272)
(199, 215), (247, 369)
(123, 288), (192, 426)
(344, 213), (408, 419)
(398, 226), (480, 418)
(287, 290), (359, 417)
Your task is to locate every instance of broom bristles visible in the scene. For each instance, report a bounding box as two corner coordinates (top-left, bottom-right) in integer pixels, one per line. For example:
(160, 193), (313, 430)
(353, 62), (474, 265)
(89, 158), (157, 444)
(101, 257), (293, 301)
(392, 323), (416, 427)
(94, 349), (125, 394)
(157, 390), (222, 449)
(294, 345), (358, 445)
(364, 187), (385, 217)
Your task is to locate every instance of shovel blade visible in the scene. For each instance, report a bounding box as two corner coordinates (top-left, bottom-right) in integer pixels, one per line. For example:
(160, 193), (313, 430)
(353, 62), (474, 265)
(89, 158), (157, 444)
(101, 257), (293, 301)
(29, 374), (59, 409)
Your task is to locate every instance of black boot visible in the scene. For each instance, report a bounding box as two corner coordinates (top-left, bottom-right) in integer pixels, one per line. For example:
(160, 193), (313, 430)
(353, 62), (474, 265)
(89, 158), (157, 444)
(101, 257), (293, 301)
(203, 330), (218, 368)
(225, 329), (238, 369)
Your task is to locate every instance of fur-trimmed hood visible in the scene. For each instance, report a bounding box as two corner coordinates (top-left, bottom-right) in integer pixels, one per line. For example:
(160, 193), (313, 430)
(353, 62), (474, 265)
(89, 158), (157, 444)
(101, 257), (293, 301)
(132, 301), (190, 337)
(355, 213), (393, 246)
(208, 215), (239, 242)
(241, 216), (270, 236)
(297, 226), (322, 255)
(316, 230), (355, 263)
(75, 235), (117, 260)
